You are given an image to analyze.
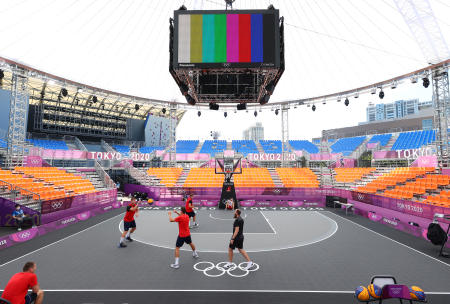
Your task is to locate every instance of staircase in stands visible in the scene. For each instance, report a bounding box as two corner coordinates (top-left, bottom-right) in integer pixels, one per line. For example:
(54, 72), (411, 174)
(226, 141), (232, 151)
(174, 168), (190, 187)
(65, 168), (108, 191)
(267, 168), (284, 187)
(312, 167), (334, 187)
(383, 133), (399, 151)
(193, 141), (203, 153)
(255, 141), (264, 154)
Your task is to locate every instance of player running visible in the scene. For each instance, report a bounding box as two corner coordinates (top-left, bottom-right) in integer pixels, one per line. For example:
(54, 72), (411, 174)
(185, 194), (199, 228)
(224, 209), (254, 270)
(118, 197), (139, 248)
(168, 207), (199, 269)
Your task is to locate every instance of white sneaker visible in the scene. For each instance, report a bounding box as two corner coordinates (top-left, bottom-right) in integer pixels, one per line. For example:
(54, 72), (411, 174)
(193, 223), (199, 228)
(244, 262), (254, 270)
(223, 262), (233, 269)
(170, 263), (180, 269)
(193, 252), (199, 259)
(17, 228), (22, 231)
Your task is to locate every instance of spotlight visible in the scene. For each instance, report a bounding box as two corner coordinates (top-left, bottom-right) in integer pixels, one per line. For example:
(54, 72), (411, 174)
(162, 108), (166, 114)
(379, 90), (384, 99)
(354, 93), (359, 99)
(391, 81), (397, 89)
(197, 111), (201, 117)
(344, 98), (349, 106)
(370, 87), (376, 94)
(410, 76), (418, 83)
(209, 103), (219, 110)
(422, 77), (430, 88)
(254, 111), (257, 117)
(224, 112), (227, 118)
(237, 103), (246, 110)
(275, 109), (279, 115)
(0, 69), (4, 79)
(61, 88), (68, 97)
(77, 87), (83, 93)
(135, 104), (140, 111)
(186, 94), (196, 105)
(92, 95), (98, 103)
(312, 105), (316, 111)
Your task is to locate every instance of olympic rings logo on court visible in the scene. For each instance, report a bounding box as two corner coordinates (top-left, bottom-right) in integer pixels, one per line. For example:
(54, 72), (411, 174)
(18, 231), (31, 239)
(193, 261), (259, 278)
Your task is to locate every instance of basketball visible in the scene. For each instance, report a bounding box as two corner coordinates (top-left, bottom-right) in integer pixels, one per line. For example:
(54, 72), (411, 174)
(367, 284), (382, 299)
(355, 286), (370, 301)
(409, 286), (426, 301)
(148, 198), (153, 205)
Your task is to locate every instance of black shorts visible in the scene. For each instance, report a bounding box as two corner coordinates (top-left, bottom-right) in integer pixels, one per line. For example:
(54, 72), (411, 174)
(25, 292), (37, 304)
(229, 237), (244, 250)
(186, 211), (196, 218)
(176, 235), (192, 247)
(124, 220), (136, 231)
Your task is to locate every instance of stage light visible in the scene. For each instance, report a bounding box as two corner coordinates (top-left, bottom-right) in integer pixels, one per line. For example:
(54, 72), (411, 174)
(422, 77), (430, 88)
(162, 108), (166, 114)
(254, 111), (257, 117)
(77, 87), (83, 93)
(135, 104), (140, 111)
(224, 112), (227, 118)
(312, 105), (316, 111)
(337, 98), (341, 102)
(391, 81), (397, 89)
(410, 76), (418, 83)
(61, 88), (68, 97)
(379, 90), (384, 99)
(186, 94), (196, 105)
(275, 109), (279, 115)
(354, 93), (359, 98)
(0, 70), (4, 79)
(197, 111), (201, 117)
(344, 98), (349, 106)
(209, 103), (219, 110)
(237, 103), (246, 110)
(370, 87), (376, 94)
(92, 95), (98, 103)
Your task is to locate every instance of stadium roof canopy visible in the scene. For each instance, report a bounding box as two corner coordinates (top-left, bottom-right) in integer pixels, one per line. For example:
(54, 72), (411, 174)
(0, 0), (449, 112)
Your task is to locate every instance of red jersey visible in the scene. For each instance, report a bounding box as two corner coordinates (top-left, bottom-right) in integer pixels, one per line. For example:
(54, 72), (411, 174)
(175, 214), (190, 237)
(2, 272), (38, 304)
(124, 202), (137, 222)
(185, 198), (193, 213)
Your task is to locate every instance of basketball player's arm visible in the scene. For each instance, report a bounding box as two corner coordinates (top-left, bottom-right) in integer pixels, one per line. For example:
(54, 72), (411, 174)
(168, 211), (176, 222)
(31, 283), (41, 293)
(230, 226), (239, 244)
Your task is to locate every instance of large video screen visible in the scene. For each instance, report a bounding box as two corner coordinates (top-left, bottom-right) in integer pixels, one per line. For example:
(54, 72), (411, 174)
(173, 10), (280, 69)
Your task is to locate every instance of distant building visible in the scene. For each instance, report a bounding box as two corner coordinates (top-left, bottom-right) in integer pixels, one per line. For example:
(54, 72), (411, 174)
(243, 122), (264, 141)
(366, 99), (432, 122)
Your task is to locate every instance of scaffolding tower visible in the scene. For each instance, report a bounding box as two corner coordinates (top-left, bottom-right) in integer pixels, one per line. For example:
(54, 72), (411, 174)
(432, 68), (450, 169)
(168, 103), (177, 167)
(7, 68), (28, 168)
(281, 105), (289, 167)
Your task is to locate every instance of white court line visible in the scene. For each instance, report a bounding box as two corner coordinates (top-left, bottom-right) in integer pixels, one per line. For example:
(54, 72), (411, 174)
(0, 289), (448, 294)
(324, 211), (450, 268)
(0, 213), (124, 269)
(260, 211), (277, 234)
(209, 213), (247, 220)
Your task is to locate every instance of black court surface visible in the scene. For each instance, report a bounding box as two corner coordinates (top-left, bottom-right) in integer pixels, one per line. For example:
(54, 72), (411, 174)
(1, 207), (450, 304)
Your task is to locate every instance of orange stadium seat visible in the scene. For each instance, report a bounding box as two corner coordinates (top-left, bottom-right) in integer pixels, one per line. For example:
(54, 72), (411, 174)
(334, 168), (376, 183)
(276, 168), (319, 188)
(147, 167), (183, 187)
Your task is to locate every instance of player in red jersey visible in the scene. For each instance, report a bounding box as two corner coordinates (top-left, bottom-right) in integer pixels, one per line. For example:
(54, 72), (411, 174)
(185, 194), (198, 228)
(118, 197), (139, 248)
(1, 261), (44, 304)
(168, 207), (199, 269)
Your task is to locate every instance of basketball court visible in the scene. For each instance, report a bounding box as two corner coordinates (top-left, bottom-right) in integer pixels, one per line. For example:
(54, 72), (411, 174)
(1, 207), (450, 303)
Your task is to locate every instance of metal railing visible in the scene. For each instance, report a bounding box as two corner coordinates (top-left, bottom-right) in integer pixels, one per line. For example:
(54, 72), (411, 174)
(0, 179), (42, 211)
(101, 139), (115, 153)
(123, 161), (160, 186)
(94, 160), (116, 189)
